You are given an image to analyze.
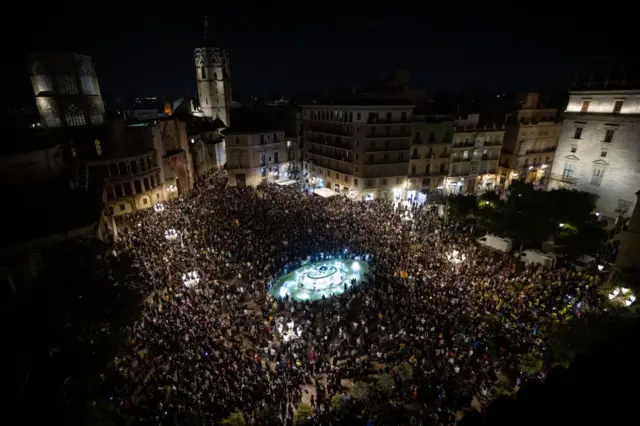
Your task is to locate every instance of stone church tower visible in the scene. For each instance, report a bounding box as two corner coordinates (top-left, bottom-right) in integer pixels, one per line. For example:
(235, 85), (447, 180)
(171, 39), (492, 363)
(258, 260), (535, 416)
(194, 17), (232, 126)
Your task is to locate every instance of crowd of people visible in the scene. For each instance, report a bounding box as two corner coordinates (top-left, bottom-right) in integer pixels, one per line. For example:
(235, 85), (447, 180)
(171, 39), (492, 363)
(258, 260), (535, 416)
(102, 171), (603, 425)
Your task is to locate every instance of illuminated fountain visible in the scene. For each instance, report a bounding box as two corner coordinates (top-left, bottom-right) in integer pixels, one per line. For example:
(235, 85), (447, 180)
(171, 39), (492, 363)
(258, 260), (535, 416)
(271, 258), (369, 302)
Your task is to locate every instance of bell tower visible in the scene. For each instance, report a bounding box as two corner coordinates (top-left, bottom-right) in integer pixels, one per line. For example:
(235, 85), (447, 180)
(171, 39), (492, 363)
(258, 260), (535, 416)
(194, 16), (232, 126)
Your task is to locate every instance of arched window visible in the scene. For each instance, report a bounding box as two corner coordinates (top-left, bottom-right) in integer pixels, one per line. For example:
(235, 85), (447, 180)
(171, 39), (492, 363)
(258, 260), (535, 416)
(200, 66), (206, 79)
(213, 72), (217, 81)
(94, 139), (102, 156)
(65, 104), (85, 126)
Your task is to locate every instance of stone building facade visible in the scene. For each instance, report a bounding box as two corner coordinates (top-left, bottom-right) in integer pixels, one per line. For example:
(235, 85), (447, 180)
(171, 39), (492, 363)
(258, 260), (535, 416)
(302, 102), (414, 201)
(447, 114), (505, 194)
(193, 17), (232, 126)
(499, 93), (561, 188)
(225, 130), (292, 187)
(408, 115), (455, 194)
(27, 52), (105, 128)
(87, 117), (194, 217)
(548, 89), (640, 219)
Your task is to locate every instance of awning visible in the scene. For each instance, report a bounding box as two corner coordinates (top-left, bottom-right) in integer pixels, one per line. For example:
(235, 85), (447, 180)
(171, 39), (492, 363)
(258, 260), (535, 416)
(313, 187), (340, 198)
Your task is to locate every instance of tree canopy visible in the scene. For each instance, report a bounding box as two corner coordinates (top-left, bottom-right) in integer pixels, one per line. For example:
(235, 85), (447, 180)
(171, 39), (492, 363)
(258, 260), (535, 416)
(448, 184), (604, 258)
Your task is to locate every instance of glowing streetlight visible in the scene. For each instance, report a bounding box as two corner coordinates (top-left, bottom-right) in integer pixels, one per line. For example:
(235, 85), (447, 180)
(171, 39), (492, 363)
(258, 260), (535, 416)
(165, 229), (179, 241)
(608, 287), (635, 308)
(597, 264), (604, 271)
(182, 271), (200, 287)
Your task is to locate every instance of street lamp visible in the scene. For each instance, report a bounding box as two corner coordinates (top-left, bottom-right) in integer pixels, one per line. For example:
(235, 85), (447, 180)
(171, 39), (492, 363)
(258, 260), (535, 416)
(165, 228), (179, 241)
(608, 287), (636, 307)
(182, 271), (200, 287)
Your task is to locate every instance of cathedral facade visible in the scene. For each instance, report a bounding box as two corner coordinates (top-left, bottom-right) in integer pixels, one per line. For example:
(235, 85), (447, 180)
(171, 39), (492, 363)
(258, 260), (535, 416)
(193, 17), (232, 127)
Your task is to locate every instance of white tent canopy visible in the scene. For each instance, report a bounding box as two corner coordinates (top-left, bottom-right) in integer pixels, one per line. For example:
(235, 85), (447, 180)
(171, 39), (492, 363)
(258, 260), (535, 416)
(313, 187), (340, 198)
(275, 179), (297, 186)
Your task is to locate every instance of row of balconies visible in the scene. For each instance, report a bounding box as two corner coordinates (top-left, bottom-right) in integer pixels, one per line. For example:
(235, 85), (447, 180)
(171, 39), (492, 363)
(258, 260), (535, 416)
(412, 135), (452, 145)
(523, 146), (556, 155)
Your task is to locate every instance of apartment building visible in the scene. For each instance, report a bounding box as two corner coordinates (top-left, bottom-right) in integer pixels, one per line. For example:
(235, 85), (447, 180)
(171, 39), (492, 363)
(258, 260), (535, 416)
(548, 87), (640, 219)
(446, 114), (505, 194)
(302, 100), (414, 201)
(500, 93), (561, 188)
(225, 127), (294, 187)
(407, 115), (455, 195)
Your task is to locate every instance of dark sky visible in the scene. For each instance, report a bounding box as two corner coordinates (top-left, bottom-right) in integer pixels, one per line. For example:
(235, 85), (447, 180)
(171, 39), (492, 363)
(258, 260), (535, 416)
(4, 12), (638, 104)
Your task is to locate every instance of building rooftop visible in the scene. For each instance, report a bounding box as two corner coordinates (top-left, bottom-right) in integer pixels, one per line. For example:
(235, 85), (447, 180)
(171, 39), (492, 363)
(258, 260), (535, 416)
(302, 97), (415, 107)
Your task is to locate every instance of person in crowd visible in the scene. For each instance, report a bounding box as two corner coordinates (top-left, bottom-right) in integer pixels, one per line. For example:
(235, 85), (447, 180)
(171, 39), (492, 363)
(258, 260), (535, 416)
(98, 170), (601, 425)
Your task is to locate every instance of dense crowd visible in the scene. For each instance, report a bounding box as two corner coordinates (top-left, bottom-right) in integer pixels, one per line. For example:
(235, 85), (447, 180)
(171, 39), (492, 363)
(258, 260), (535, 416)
(104, 171), (603, 425)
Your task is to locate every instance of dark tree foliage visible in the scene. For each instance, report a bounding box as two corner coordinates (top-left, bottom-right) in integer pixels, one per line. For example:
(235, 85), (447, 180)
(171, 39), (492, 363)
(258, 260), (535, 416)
(5, 239), (143, 426)
(447, 194), (478, 221)
(460, 316), (640, 426)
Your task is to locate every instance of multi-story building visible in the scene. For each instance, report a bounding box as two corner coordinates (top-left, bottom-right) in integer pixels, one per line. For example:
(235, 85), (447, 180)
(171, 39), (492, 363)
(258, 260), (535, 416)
(408, 114), (455, 196)
(302, 100), (414, 201)
(192, 17), (232, 126)
(500, 93), (561, 188)
(445, 114), (505, 194)
(548, 87), (640, 219)
(27, 52), (105, 128)
(189, 118), (227, 179)
(225, 126), (293, 187)
(86, 117), (194, 216)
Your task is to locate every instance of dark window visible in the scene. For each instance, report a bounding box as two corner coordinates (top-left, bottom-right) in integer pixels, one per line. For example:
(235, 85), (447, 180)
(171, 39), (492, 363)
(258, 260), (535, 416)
(134, 180), (142, 193)
(613, 100), (623, 113)
(573, 127), (583, 139)
(274, 152), (279, 163)
(119, 203), (125, 211)
(604, 129), (615, 143)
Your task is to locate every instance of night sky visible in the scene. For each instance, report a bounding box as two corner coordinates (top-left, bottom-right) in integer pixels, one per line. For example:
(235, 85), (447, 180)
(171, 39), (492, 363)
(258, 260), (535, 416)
(4, 13), (638, 104)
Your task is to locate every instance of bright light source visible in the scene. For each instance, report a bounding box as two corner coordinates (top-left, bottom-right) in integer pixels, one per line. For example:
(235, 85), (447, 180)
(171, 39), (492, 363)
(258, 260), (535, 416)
(182, 271), (200, 287)
(167, 184), (177, 193)
(597, 264), (604, 271)
(165, 229), (179, 241)
(351, 262), (361, 272)
(622, 287), (629, 294)
(154, 203), (165, 212)
(559, 223), (564, 228)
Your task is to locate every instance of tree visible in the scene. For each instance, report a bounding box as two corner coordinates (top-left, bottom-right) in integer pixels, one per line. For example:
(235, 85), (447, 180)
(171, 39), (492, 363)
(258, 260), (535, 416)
(256, 406), (280, 426)
(350, 381), (369, 400)
(519, 353), (543, 377)
(447, 194), (478, 221)
(554, 221), (606, 260)
(331, 394), (345, 411)
(293, 403), (314, 425)
(221, 411), (246, 426)
(395, 361), (414, 382)
(377, 373), (395, 392)
(7, 240), (144, 426)
(546, 189), (598, 227)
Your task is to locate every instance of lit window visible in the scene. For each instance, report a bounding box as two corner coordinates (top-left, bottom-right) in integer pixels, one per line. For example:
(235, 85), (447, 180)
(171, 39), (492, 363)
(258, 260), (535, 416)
(95, 139), (102, 156)
(580, 101), (590, 113)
